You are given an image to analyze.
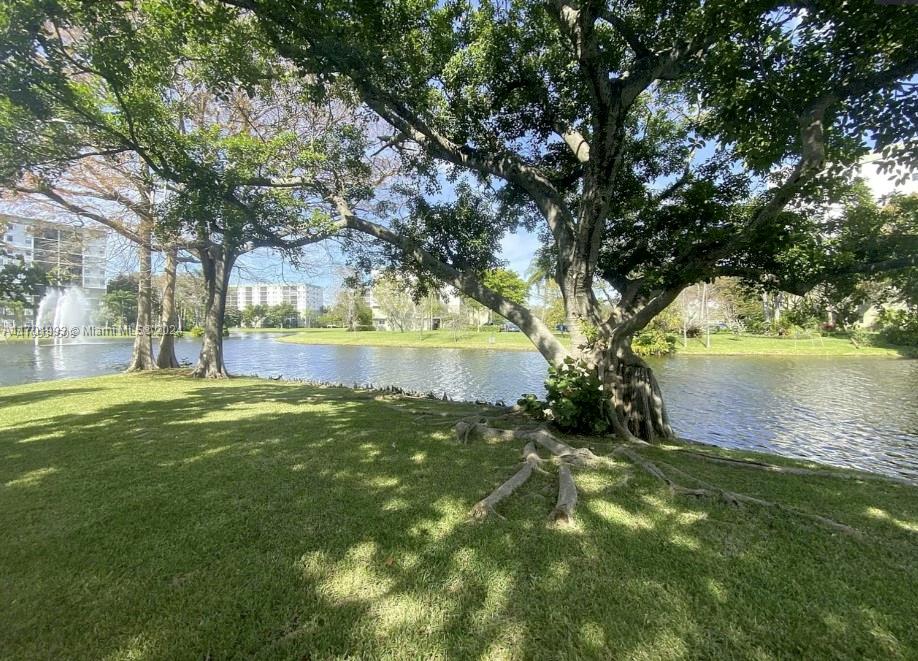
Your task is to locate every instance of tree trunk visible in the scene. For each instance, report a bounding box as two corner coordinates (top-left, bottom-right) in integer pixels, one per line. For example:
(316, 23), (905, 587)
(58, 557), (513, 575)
(602, 336), (674, 443)
(126, 219), (156, 372)
(156, 245), (180, 369)
(192, 245), (235, 378)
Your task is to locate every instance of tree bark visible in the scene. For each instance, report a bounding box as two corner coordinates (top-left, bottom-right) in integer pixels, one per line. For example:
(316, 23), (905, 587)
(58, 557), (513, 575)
(192, 245), (236, 378)
(156, 245), (180, 369)
(126, 218), (157, 372)
(602, 336), (674, 442)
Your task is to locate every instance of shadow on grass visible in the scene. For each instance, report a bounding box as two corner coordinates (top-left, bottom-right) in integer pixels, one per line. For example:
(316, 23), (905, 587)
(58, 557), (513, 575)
(0, 386), (103, 409)
(0, 376), (916, 659)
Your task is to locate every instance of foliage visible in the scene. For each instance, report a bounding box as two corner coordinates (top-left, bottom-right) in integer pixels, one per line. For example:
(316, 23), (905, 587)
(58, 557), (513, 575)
(462, 267), (529, 326)
(633, 328), (677, 357)
(0, 260), (47, 308)
(330, 286), (373, 331)
(481, 268), (528, 306)
(239, 303), (300, 328)
(528, 358), (609, 435)
(241, 304), (268, 327)
(100, 290), (136, 326)
(372, 275), (418, 331)
(172, 273), (207, 330)
(106, 273), (140, 295)
(715, 279), (766, 331)
(189, 325), (204, 338)
(875, 308), (918, 347)
(223, 308), (242, 328)
(262, 303), (299, 328)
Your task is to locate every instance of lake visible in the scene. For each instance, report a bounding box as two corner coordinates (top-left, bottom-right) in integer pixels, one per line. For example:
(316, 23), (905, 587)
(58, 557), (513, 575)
(1, 334), (916, 480)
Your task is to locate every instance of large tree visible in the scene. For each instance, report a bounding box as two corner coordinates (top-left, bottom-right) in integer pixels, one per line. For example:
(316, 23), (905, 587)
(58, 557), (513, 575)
(0, 2), (371, 377)
(9, 157), (183, 370)
(205, 0), (918, 440)
(4, 0), (917, 435)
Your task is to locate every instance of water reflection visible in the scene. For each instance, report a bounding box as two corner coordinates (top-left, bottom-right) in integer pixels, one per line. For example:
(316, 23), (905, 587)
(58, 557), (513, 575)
(1, 335), (916, 480)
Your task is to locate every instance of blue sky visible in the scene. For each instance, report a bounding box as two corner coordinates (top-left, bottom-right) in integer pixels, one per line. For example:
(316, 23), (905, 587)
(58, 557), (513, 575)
(229, 226), (542, 291)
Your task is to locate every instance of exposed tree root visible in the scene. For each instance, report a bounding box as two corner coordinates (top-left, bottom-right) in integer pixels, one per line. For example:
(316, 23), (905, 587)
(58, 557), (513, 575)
(549, 463), (578, 525)
(465, 421), (597, 523)
(461, 417), (866, 535)
(673, 447), (917, 487)
(614, 445), (860, 536)
(470, 442), (544, 520)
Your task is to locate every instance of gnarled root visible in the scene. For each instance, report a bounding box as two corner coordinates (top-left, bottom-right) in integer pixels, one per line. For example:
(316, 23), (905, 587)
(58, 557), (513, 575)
(470, 442), (544, 520)
(549, 463), (578, 525)
(674, 448), (917, 487)
(613, 445), (859, 536)
(468, 422), (595, 523)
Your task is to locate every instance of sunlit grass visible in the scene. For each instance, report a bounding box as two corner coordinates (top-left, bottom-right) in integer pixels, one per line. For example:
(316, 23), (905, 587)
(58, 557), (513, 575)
(675, 332), (910, 356)
(1, 374), (916, 659)
(277, 327), (550, 351)
(275, 327), (912, 357)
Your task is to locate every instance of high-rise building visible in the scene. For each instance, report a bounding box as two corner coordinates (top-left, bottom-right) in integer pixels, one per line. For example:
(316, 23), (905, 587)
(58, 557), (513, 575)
(1, 213), (108, 312)
(227, 282), (323, 323)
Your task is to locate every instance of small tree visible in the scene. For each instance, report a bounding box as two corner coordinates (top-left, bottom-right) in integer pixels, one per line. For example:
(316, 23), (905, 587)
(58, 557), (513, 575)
(0, 260), (47, 320)
(371, 275), (417, 331)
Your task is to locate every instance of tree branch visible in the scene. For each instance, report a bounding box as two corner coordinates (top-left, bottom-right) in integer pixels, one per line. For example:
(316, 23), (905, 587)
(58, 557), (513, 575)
(332, 197), (570, 365)
(597, 8), (651, 58)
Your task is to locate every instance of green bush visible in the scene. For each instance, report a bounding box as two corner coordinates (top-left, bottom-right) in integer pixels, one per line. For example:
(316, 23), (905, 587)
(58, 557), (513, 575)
(876, 309), (918, 346)
(633, 328), (676, 356)
(189, 325), (204, 338)
(848, 326), (872, 347)
(518, 358), (608, 435)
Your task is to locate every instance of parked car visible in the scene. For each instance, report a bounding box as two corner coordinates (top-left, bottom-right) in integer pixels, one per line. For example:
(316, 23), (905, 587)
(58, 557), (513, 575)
(500, 323), (521, 332)
(555, 323), (568, 333)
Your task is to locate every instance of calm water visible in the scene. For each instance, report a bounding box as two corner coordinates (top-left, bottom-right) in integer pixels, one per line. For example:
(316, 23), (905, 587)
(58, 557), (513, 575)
(1, 334), (916, 480)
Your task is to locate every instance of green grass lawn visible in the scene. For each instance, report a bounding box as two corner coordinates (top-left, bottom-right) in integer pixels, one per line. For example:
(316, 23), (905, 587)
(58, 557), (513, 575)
(675, 332), (912, 357)
(275, 327), (912, 357)
(277, 327), (547, 351)
(2, 374), (916, 659)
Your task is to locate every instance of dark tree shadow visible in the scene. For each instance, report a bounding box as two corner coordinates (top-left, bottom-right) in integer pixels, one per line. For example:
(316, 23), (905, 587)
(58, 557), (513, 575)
(1, 376), (916, 659)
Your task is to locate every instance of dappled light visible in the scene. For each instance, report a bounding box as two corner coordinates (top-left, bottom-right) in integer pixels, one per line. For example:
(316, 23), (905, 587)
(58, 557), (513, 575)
(1, 374), (916, 658)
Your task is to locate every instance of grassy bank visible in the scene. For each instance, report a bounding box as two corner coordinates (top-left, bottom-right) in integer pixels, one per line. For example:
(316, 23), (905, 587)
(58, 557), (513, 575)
(277, 327), (547, 351)
(674, 332), (911, 357)
(276, 327), (912, 357)
(1, 374), (916, 659)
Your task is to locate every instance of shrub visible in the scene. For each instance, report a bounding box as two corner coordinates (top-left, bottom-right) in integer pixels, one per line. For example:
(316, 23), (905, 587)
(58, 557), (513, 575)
(189, 325), (204, 338)
(518, 358), (608, 435)
(875, 309), (918, 346)
(684, 323), (703, 338)
(633, 328), (676, 356)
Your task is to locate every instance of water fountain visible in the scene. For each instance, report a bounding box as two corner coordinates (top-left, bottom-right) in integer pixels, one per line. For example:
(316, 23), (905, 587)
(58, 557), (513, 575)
(34, 286), (92, 345)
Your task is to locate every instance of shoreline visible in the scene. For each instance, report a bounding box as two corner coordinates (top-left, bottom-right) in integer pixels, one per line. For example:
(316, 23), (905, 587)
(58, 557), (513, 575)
(2, 372), (916, 659)
(273, 328), (913, 358)
(1, 371), (912, 483)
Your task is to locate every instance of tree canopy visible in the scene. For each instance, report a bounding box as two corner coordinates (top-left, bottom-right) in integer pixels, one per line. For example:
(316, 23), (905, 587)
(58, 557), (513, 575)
(1, 0), (916, 436)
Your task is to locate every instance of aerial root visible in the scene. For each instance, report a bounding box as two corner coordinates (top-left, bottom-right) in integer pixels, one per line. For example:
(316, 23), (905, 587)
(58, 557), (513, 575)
(613, 445), (860, 536)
